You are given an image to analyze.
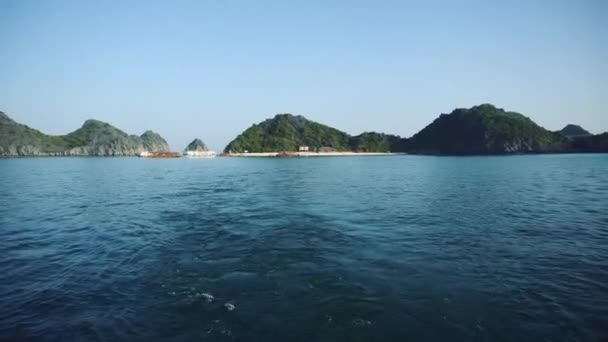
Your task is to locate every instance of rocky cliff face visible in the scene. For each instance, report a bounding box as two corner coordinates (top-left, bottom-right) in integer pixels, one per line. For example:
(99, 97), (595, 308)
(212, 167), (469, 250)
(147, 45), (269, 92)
(141, 131), (169, 152)
(0, 111), (169, 156)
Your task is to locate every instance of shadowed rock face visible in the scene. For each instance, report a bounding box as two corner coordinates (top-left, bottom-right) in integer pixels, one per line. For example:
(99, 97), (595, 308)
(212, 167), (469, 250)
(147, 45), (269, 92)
(185, 138), (209, 151)
(0, 111), (169, 156)
(567, 133), (608, 152)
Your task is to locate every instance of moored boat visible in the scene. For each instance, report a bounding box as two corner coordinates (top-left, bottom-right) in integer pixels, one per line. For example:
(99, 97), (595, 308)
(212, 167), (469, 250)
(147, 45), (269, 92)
(183, 138), (216, 158)
(184, 150), (216, 158)
(275, 151), (297, 157)
(139, 151), (181, 158)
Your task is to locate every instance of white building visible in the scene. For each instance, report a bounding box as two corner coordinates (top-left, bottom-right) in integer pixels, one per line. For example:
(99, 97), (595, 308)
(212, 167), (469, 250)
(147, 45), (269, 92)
(299, 145), (309, 152)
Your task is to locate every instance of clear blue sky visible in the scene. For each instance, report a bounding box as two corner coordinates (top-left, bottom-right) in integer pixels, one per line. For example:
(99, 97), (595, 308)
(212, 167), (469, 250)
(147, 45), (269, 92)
(1, 0), (606, 150)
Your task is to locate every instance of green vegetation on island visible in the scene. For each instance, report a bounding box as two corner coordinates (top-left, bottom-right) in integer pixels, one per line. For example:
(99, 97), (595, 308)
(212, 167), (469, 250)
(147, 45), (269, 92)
(226, 114), (346, 152)
(224, 114), (404, 153)
(0, 111), (169, 156)
(349, 132), (406, 152)
(554, 123), (608, 152)
(404, 104), (568, 154)
(566, 133), (608, 152)
(3, 104), (607, 157)
(224, 105), (608, 155)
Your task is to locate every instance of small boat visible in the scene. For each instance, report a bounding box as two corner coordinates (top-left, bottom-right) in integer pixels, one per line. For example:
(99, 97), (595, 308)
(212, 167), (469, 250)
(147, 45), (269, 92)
(183, 138), (216, 158)
(184, 150), (216, 158)
(139, 151), (181, 158)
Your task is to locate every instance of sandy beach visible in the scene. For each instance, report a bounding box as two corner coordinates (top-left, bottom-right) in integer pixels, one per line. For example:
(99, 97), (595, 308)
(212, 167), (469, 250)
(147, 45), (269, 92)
(224, 152), (404, 157)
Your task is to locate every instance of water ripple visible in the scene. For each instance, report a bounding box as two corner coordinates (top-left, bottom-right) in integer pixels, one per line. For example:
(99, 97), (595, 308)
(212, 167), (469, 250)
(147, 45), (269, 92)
(0, 155), (607, 341)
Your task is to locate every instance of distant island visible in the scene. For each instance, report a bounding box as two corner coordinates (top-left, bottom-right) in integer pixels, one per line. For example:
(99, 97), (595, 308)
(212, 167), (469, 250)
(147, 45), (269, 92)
(404, 104), (567, 154)
(0, 111), (169, 156)
(224, 104), (607, 155)
(556, 124), (592, 140)
(223, 113), (404, 154)
(183, 138), (216, 158)
(2, 104), (607, 157)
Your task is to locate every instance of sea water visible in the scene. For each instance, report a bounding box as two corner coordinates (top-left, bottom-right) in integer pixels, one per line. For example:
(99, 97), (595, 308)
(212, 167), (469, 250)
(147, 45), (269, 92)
(1, 154), (607, 341)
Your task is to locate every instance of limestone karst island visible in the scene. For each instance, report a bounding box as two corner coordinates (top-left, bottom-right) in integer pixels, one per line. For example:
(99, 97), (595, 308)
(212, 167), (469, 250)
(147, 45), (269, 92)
(1, 104), (607, 158)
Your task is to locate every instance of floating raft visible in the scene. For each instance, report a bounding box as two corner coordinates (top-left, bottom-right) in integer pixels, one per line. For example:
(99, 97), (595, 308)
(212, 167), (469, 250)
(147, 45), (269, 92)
(275, 151), (298, 157)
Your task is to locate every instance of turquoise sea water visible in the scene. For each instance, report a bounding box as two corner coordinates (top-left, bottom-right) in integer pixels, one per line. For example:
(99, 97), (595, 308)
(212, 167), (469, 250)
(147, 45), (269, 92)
(1, 155), (607, 341)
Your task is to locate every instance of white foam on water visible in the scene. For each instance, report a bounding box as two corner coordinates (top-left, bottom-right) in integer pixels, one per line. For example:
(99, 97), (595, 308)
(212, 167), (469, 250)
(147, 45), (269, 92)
(200, 293), (214, 302)
(352, 318), (372, 327)
(224, 303), (235, 311)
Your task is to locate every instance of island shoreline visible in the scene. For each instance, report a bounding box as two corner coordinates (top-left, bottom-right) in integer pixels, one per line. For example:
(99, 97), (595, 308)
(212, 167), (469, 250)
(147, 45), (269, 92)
(223, 152), (406, 157)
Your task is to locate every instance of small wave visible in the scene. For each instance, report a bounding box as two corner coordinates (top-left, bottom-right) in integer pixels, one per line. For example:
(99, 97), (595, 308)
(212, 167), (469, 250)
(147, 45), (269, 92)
(197, 293), (214, 302)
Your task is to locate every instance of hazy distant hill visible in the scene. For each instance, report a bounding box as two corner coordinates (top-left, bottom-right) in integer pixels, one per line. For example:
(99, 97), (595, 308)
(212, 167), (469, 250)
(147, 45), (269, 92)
(405, 104), (567, 154)
(557, 124), (592, 139)
(224, 114), (405, 153)
(184, 138), (209, 151)
(0, 111), (169, 156)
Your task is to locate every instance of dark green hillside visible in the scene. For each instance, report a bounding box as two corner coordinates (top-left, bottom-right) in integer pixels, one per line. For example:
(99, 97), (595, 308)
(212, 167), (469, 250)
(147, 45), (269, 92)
(557, 124), (591, 139)
(349, 132), (406, 152)
(224, 114), (406, 153)
(568, 133), (608, 152)
(405, 104), (567, 155)
(224, 114), (352, 152)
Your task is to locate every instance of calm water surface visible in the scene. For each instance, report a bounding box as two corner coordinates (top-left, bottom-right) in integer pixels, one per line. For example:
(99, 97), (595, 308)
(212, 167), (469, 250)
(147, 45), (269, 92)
(1, 155), (607, 341)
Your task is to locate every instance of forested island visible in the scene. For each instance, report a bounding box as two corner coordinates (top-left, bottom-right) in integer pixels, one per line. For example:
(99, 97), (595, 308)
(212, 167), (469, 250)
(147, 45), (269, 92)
(404, 104), (568, 154)
(223, 113), (404, 153)
(2, 104), (607, 157)
(224, 104), (607, 155)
